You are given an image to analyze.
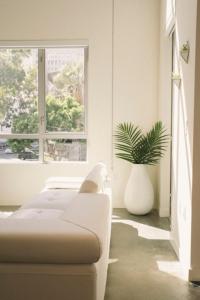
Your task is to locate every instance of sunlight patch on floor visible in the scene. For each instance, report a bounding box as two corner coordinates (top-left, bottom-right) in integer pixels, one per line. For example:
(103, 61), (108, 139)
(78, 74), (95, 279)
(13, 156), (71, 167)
(112, 219), (170, 240)
(108, 258), (119, 264)
(157, 260), (186, 280)
(112, 215), (120, 219)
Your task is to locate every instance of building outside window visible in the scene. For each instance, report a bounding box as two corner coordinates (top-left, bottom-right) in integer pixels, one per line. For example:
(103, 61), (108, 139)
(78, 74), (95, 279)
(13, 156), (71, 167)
(0, 46), (87, 162)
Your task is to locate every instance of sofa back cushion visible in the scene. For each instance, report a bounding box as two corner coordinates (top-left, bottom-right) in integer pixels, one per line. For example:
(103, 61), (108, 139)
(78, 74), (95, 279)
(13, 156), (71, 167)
(79, 163), (107, 193)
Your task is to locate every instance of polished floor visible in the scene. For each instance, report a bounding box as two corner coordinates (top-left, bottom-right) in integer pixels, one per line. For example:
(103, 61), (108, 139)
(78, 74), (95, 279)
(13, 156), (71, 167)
(105, 209), (200, 300)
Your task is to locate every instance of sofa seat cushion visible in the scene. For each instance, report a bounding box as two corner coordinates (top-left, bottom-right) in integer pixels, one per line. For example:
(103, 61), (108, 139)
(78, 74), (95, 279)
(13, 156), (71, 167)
(10, 208), (63, 220)
(0, 218), (101, 264)
(22, 190), (78, 210)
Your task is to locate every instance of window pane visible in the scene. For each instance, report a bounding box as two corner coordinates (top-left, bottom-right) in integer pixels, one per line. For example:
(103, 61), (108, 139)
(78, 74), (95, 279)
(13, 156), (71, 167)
(0, 49), (38, 134)
(44, 139), (86, 161)
(0, 139), (39, 161)
(45, 48), (85, 132)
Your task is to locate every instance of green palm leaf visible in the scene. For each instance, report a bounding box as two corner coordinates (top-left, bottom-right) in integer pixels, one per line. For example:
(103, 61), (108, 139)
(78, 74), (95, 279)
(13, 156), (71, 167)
(114, 123), (143, 163)
(114, 121), (169, 165)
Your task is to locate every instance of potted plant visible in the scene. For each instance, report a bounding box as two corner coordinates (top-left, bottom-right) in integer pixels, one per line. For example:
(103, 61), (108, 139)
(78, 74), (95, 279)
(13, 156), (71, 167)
(114, 121), (169, 215)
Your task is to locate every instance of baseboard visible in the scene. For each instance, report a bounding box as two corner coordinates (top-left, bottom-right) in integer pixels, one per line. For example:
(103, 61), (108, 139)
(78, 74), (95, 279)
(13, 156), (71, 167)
(113, 204), (125, 208)
(189, 268), (200, 281)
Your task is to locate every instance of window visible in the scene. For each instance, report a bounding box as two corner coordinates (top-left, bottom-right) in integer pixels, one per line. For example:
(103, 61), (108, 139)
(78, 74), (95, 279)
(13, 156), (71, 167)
(0, 46), (87, 162)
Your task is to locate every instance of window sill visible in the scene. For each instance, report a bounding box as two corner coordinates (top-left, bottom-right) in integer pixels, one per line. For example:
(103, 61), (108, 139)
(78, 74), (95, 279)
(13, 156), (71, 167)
(0, 160), (88, 165)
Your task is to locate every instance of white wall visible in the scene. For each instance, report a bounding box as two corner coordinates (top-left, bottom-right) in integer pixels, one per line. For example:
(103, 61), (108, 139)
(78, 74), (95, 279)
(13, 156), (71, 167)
(0, 0), (160, 207)
(158, 1), (172, 217)
(112, 0), (160, 207)
(159, 0), (198, 279)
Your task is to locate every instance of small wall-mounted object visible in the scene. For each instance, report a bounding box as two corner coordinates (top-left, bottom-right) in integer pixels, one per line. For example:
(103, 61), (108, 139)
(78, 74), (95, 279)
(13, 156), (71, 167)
(180, 41), (190, 63)
(172, 73), (181, 88)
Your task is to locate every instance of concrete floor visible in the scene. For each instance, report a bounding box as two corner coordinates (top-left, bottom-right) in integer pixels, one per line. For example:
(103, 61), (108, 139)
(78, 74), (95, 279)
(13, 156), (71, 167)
(105, 209), (200, 300)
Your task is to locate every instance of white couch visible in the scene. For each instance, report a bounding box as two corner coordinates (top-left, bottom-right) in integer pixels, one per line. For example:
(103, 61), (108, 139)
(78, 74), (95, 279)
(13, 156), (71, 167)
(0, 187), (111, 300)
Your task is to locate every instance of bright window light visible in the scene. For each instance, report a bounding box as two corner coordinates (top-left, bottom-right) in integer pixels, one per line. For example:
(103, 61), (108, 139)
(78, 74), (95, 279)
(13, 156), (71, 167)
(0, 46), (87, 162)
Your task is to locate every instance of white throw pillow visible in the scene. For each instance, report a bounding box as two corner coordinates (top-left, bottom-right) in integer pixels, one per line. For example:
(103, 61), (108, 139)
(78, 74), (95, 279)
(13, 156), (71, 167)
(79, 163), (107, 193)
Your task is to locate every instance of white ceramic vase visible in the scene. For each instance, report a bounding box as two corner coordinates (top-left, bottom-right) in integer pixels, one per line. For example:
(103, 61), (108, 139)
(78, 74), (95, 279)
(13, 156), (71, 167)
(124, 164), (154, 215)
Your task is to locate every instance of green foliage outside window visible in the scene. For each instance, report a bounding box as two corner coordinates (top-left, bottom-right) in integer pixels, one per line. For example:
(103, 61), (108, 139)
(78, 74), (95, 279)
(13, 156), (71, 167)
(0, 49), (84, 155)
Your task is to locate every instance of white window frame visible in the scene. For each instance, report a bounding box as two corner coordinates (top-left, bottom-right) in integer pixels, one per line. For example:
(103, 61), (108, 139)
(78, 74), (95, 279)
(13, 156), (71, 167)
(0, 41), (88, 163)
